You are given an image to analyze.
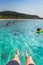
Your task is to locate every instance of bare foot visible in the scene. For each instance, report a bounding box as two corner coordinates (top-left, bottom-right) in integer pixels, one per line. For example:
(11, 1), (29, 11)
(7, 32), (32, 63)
(16, 50), (19, 56)
(26, 51), (28, 58)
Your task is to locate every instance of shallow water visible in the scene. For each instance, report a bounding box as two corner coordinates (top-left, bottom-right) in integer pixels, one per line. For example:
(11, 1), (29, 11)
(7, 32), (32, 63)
(0, 20), (43, 65)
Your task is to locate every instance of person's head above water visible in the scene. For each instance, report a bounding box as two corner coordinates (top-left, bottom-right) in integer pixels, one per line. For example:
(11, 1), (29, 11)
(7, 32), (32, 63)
(37, 28), (41, 31)
(37, 28), (42, 34)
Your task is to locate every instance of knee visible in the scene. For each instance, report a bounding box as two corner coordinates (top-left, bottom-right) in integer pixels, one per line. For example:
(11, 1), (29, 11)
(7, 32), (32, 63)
(28, 56), (32, 60)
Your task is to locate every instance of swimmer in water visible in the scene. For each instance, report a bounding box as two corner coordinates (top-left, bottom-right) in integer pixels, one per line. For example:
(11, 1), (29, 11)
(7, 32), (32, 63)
(7, 50), (35, 65)
(37, 28), (43, 34)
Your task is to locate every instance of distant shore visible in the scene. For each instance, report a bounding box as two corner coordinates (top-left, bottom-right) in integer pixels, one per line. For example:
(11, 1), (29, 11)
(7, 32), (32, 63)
(0, 11), (42, 20)
(0, 19), (43, 20)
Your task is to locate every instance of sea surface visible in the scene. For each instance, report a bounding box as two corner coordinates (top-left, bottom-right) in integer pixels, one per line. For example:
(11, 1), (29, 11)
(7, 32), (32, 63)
(0, 19), (43, 65)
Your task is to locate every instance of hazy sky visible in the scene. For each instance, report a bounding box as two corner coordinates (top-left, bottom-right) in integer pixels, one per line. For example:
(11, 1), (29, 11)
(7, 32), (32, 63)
(0, 0), (43, 17)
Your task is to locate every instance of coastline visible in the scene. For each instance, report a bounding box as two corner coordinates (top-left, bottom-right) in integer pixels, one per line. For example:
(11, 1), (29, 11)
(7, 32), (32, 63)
(0, 19), (43, 20)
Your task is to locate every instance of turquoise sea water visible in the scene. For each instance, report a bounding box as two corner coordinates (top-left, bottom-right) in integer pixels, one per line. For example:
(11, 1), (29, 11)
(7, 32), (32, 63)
(0, 20), (43, 65)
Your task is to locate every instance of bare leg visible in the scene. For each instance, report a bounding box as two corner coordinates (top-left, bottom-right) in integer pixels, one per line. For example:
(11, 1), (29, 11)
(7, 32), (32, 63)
(12, 50), (20, 65)
(26, 51), (35, 65)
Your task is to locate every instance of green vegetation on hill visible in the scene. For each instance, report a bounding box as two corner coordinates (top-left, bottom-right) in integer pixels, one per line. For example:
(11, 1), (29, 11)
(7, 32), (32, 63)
(0, 11), (42, 19)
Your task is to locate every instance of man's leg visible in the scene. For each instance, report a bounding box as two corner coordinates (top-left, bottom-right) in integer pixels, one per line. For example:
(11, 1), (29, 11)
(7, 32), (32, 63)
(12, 50), (20, 65)
(7, 50), (20, 65)
(26, 51), (35, 65)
